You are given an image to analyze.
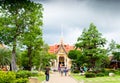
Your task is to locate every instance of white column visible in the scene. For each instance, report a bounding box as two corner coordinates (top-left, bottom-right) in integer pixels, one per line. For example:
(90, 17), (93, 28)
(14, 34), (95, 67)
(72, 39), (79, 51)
(54, 60), (56, 67)
(57, 56), (59, 69)
(64, 57), (66, 67)
(66, 58), (67, 68)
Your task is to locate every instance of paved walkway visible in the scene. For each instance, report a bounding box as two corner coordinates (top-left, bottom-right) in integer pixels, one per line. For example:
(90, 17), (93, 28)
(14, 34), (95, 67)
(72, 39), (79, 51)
(42, 72), (79, 83)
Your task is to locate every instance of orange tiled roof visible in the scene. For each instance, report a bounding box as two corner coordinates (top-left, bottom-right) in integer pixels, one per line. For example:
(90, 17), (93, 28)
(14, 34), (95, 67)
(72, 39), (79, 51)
(49, 43), (74, 54)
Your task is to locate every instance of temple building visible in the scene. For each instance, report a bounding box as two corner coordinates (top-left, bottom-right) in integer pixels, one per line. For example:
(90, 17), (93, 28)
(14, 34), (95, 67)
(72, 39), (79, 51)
(49, 39), (74, 70)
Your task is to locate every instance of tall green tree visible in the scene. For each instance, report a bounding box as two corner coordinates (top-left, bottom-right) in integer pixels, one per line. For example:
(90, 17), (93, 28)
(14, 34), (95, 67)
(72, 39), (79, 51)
(0, 0), (43, 71)
(19, 2), (43, 70)
(68, 50), (83, 65)
(68, 50), (84, 70)
(20, 44), (56, 71)
(32, 48), (56, 70)
(75, 23), (107, 68)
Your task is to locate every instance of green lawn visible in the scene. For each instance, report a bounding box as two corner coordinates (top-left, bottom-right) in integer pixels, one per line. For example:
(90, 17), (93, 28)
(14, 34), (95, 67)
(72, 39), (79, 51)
(72, 74), (120, 83)
(38, 75), (45, 82)
(37, 71), (45, 82)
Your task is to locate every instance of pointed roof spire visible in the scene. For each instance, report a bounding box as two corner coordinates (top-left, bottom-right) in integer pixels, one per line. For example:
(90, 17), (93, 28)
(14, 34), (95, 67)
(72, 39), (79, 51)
(60, 24), (64, 44)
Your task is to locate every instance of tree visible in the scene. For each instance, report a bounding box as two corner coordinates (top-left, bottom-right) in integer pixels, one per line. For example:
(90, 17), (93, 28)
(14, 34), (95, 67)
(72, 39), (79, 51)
(68, 50), (84, 70)
(107, 40), (120, 69)
(107, 40), (116, 54)
(19, 2), (43, 70)
(116, 44), (120, 49)
(112, 52), (120, 61)
(112, 50), (120, 69)
(20, 44), (56, 71)
(75, 23), (107, 69)
(68, 50), (79, 60)
(0, 48), (11, 68)
(32, 49), (56, 71)
(107, 40), (120, 61)
(0, 0), (43, 71)
(35, 44), (56, 70)
(112, 44), (120, 61)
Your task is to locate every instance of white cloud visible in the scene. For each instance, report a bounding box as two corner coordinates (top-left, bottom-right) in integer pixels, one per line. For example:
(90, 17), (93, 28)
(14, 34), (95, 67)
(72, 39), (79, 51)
(61, 25), (82, 45)
(40, 0), (120, 46)
(103, 32), (120, 44)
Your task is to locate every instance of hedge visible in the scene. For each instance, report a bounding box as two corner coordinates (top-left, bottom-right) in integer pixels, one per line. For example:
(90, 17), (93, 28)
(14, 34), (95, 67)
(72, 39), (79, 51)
(85, 73), (96, 78)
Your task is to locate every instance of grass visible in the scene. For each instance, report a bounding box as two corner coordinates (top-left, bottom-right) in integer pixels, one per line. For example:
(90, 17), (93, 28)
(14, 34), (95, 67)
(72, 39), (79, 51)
(38, 75), (45, 82)
(37, 71), (45, 82)
(72, 73), (120, 83)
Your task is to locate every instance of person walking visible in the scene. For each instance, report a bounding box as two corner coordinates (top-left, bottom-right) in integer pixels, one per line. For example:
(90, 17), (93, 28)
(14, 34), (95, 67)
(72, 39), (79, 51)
(59, 64), (64, 76)
(64, 67), (68, 76)
(45, 65), (50, 82)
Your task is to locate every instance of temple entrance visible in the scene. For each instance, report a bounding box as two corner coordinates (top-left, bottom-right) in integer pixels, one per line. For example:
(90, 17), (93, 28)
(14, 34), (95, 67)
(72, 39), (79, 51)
(59, 56), (65, 67)
(49, 40), (73, 70)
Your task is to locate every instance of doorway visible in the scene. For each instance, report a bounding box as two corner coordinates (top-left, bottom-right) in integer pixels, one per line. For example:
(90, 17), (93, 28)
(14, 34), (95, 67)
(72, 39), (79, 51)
(59, 56), (64, 67)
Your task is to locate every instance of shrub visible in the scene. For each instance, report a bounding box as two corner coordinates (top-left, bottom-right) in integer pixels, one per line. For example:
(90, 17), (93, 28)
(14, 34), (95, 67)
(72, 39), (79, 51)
(31, 71), (39, 77)
(108, 69), (116, 72)
(39, 71), (45, 76)
(96, 73), (105, 77)
(16, 70), (32, 78)
(0, 71), (16, 83)
(15, 78), (28, 83)
(101, 69), (116, 76)
(85, 73), (96, 78)
(73, 70), (80, 73)
(114, 70), (120, 75)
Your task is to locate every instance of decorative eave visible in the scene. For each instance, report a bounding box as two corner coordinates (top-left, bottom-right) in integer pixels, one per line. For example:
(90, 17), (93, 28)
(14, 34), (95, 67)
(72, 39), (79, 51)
(55, 43), (68, 55)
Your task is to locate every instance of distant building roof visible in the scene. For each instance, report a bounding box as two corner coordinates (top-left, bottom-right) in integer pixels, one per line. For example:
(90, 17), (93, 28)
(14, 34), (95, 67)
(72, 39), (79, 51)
(49, 43), (74, 54)
(0, 44), (4, 48)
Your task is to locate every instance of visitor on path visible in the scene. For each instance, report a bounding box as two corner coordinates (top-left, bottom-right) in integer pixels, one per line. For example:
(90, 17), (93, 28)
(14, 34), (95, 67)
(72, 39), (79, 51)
(60, 64), (64, 76)
(58, 65), (61, 73)
(60, 66), (64, 76)
(64, 67), (68, 76)
(45, 65), (50, 81)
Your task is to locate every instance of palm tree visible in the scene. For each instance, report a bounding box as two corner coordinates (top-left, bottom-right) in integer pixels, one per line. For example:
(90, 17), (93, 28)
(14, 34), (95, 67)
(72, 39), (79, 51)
(0, 48), (11, 69)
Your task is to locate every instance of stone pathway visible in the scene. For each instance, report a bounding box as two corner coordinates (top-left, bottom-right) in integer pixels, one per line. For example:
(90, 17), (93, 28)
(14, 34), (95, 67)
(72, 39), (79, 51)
(42, 72), (79, 83)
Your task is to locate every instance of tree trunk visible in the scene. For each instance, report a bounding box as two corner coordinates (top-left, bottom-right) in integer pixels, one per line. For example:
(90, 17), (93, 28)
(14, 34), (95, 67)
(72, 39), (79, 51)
(27, 46), (32, 71)
(11, 40), (17, 71)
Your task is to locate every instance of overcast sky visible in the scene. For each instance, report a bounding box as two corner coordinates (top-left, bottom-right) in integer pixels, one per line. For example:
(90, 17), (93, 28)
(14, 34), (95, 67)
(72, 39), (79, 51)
(32, 0), (120, 46)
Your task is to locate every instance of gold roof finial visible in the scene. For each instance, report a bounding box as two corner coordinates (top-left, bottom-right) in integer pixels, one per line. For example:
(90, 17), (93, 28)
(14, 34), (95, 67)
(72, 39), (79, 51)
(60, 24), (64, 44)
